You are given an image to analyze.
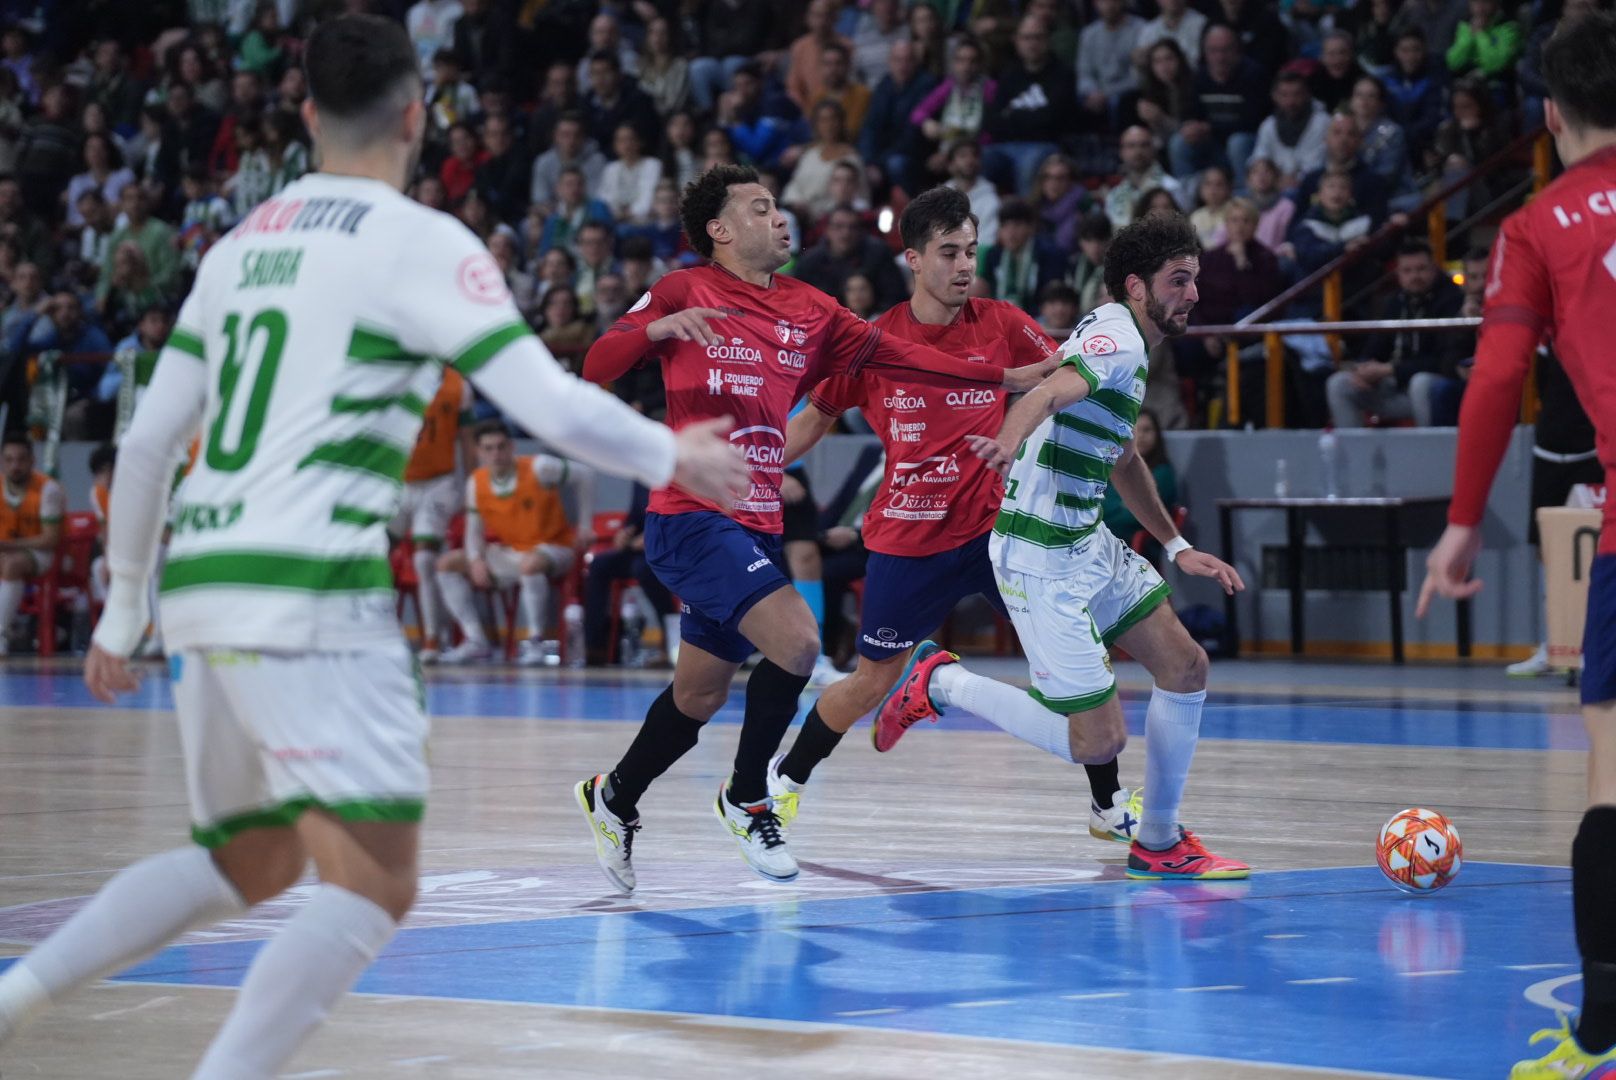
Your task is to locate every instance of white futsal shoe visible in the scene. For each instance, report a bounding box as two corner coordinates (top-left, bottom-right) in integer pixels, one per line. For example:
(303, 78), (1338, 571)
(1090, 788), (1144, 844)
(1507, 643), (1557, 678)
(766, 752), (804, 828)
(714, 781), (799, 882)
(437, 640), (492, 665)
(574, 774), (639, 893)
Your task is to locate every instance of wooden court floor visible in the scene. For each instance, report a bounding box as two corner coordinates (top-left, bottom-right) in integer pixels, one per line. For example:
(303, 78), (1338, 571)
(0, 657), (1589, 1079)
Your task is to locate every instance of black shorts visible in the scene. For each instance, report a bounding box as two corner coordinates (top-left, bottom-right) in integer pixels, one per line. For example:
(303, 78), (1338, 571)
(1528, 452), (1603, 545)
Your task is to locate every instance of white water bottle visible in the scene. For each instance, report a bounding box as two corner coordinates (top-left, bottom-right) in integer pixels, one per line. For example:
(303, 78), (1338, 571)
(1318, 431), (1340, 499)
(563, 602), (585, 668)
(1274, 458), (1289, 498)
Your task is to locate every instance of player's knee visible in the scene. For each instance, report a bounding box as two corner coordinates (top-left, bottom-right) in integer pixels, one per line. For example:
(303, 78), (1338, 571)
(211, 833), (306, 905)
(1172, 642), (1210, 693)
(374, 873), (417, 922)
(673, 685), (726, 722)
(1068, 718), (1127, 764)
(779, 630), (820, 676)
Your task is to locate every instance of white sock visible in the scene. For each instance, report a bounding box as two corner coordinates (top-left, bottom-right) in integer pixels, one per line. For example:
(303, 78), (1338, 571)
(192, 885), (397, 1080)
(518, 573), (549, 641)
(0, 579), (22, 638)
(411, 549), (443, 649)
(931, 663), (1074, 763)
(0, 847), (245, 1041)
(1139, 685), (1207, 849)
(438, 572), (486, 645)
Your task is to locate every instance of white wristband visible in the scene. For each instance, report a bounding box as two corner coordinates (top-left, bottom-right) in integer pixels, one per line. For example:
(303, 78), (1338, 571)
(1164, 536), (1193, 564)
(90, 574), (150, 658)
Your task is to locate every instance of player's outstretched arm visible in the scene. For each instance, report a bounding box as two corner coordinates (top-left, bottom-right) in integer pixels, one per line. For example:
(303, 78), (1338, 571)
(1112, 444), (1244, 594)
(86, 341), (208, 701)
(965, 365), (1092, 477)
(783, 405), (838, 466)
(581, 307), (730, 384)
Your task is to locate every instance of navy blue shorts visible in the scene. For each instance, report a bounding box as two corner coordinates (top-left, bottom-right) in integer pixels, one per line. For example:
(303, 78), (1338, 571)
(643, 511), (791, 664)
(1582, 553), (1616, 706)
(856, 531), (1008, 661)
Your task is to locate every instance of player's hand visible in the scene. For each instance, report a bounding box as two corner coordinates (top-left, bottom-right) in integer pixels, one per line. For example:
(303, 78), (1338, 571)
(647, 308), (729, 346)
(1003, 358), (1058, 394)
(84, 644), (141, 704)
(966, 433), (1014, 477)
(779, 472), (807, 504)
(1415, 523), (1484, 617)
(469, 558), (492, 590)
(1174, 549), (1245, 595)
(822, 525), (858, 549)
(672, 416), (751, 505)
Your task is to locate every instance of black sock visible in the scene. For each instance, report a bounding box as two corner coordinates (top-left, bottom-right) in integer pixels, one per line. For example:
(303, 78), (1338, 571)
(728, 659), (810, 805)
(777, 704), (844, 786)
(1084, 757), (1121, 807)
(605, 685), (705, 819)
(1575, 806), (1616, 1053)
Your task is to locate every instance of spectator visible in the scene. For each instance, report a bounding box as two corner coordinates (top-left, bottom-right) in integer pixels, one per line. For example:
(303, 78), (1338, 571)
(475, 112), (531, 224)
(1387, 31), (1447, 165)
(414, 174), (449, 212)
(1077, 0), (1144, 129)
(537, 283), (597, 364)
(850, 0), (907, 86)
(408, 0), (465, 79)
(439, 121), (488, 203)
(1026, 0), (1083, 68)
(1190, 164), (1235, 246)
(426, 49), (479, 143)
(1446, 0), (1521, 82)
(207, 69), (266, 178)
(16, 83), (82, 220)
(1288, 168), (1373, 283)
(782, 101), (867, 223)
(1296, 113), (1390, 225)
(637, 17), (690, 119)
(660, 111), (700, 191)
(1326, 239), (1464, 427)
(0, 27), (33, 107)
(1392, 0), (1468, 59)
(88, 40), (145, 133)
(1172, 25), (1266, 181)
(486, 230), (538, 320)
(619, 180), (685, 263)
(573, 220), (618, 314)
(74, 190), (115, 269)
(451, 0), (503, 85)
(64, 133), (134, 229)
(100, 185), (178, 304)
(1135, 0), (1209, 68)
(701, 125), (739, 171)
(910, 35), (995, 180)
(1037, 280), (1082, 335)
(1031, 153), (1087, 253)
(95, 241), (163, 344)
(1211, 0), (1291, 81)
(1105, 124), (1185, 228)
(530, 113), (606, 214)
(618, 236), (669, 296)
(162, 81), (220, 179)
(1428, 76), (1511, 217)
(177, 165), (233, 268)
(539, 166), (613, 255)
(1352, 0), (1403, 73)
(1519, 0), (1597, 129)
(91, 304), (170, 422)
(582, 484), (676, 666)
(842, 272), (878, 318)
(598, 123), (663, 224)
(259, 110), (308, 196)
(535, 246), (577, 304)
(172, 42), (227, 114)
(28, 291), (113, 403)
(687, 0), (775, 113)
(0, 176), (49, 272)
(1252, 71), (1329, 188)
(528, 62), (579, 158)
(1194, 193), (1285, 390)
(1067, 211), (1111, 314)
(793, 205), (905, 310)
(575, 13), (640, 96)
(718, 61), (804, 172)
(1310, 30), (1368, 112)
(1102, 407), (1176, 549)
(224, 112), (268, 217)
(1134, 40), (1196, 147)
(907, 2), (948, 78)
(814, 41), (871, 139)
(978, 198), (1064, 312)
(0, 69), (21, 178)
(984, 15), (1080, 195)
(1133, 186), (1183, 218)
(945, 139), (999, 243)
(787, 0), (852, 117)
(1348, 75), (1411, 192)
(0, 261), (43, 361)
(275, 65), (308, 118)
(1242, 156), (1299, 254)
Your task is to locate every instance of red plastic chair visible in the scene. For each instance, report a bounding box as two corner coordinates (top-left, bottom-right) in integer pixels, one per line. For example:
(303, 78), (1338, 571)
(20, 512), (100, 657)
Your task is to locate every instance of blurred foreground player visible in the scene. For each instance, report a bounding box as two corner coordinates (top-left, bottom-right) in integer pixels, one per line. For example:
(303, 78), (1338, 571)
(0, 16), (746, 1078)
(1417, 12), (1616, 1076)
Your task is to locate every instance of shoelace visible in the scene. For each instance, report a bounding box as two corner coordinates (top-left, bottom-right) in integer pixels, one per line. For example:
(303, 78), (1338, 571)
(621, 820), (642, 856)
(746, 806), (787, 849)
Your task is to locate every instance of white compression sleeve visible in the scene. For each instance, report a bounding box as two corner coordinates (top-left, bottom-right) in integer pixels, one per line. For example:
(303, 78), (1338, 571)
(470, 340), (676, 491)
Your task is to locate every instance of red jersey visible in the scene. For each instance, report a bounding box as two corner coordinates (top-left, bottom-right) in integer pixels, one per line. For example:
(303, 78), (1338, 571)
(1452, 145), (1616, 553)
(585, 263), (1012, 533)
(810, 298), (1057, 557)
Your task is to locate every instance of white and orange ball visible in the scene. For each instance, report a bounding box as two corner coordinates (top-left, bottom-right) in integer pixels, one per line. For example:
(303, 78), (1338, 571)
(1376, 808), (1463, 894)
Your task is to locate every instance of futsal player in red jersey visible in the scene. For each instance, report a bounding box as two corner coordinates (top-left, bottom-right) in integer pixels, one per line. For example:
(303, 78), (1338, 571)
(769, 186), (1142, 844)
(574, 165), (1054, 891)
(1417, 13), (1616, 1076)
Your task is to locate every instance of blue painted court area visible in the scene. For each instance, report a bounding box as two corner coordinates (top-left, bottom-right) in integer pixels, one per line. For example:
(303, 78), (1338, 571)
(0, 667), (1590, 752)
(34, 862), (1566, 1078)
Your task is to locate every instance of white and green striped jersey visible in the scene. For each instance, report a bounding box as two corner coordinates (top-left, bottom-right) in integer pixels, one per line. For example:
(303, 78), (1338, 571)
(989, 302), (1148, 577)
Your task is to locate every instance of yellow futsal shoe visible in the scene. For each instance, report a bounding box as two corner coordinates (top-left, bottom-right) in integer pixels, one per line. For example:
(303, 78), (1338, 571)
(1510, 1015), (1616, 1078)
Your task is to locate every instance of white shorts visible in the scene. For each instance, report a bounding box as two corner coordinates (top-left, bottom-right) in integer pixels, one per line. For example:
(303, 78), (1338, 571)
(484, 542), (575, 584)
(392, 473), (461, 546)
(994, 525), (1171, 714)
(171, 645), (429, 847)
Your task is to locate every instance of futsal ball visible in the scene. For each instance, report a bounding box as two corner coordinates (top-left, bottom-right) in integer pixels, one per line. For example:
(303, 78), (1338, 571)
(1376, 808), (1463, 894)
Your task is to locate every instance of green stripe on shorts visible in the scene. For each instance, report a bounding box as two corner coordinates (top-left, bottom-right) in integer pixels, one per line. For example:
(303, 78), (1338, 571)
(1101, 581), (1172, 646)
(1028, 684), (1117, 715)
(190, 797), (425, 848)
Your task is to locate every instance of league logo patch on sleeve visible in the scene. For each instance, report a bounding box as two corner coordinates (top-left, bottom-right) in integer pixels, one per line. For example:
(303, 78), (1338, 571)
(1082, 334), (1117, 356)
(456, 253), (510, 305)
(628, 290), (652, 314)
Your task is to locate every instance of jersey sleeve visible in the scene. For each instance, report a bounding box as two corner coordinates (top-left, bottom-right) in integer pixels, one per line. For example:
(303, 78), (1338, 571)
(1002, 303), (1059, 366)
(387, 212), (533, 373)
(1481, 210), (1553, 338)
(826, 303), (1006, 387)
(582, 276), (687, 384)
(809, 374), (864, 417)
(1060, 314), (1138, 394)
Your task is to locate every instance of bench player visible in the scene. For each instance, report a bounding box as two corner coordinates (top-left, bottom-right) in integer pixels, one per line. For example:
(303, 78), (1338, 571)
(770, 186), (1141, 843)
(575, 163), (1055, 891)
(0, 434), (62, 655)
(1417, 13), (1616, 1075)
(0, 17), (745, 1077)
(875, 211), (1252, 881)
(396, 362), (474, 661)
